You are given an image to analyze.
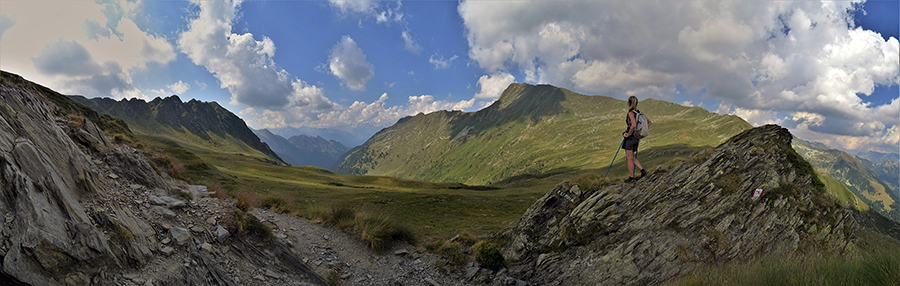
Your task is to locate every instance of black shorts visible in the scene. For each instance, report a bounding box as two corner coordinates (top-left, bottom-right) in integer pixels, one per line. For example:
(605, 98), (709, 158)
(622, 136), (639, 151)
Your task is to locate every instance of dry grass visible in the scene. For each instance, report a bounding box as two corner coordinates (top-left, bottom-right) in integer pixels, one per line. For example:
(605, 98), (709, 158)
(235, 191), (263, 212)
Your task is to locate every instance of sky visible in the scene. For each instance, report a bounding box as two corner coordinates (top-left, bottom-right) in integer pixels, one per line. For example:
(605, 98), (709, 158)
(0, 0), (897, 154)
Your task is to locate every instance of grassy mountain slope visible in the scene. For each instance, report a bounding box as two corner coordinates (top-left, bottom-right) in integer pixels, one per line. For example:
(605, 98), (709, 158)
(793, 139), (900, 223)
(71, 95), (284, 165)
(336, 83), (751, 185)
(857, 156), (899, 196)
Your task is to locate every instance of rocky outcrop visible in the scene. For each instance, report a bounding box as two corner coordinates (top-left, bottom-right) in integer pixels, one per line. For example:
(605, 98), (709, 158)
(501, 125), (858, 285)
(0, 71), (325, 285)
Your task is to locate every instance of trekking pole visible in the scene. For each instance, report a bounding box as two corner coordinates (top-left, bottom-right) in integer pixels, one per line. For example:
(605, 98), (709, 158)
(604, 138), (626, 180)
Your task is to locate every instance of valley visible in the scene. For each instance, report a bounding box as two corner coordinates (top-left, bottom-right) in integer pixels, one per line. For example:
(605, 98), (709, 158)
(2, 70), (898, 285)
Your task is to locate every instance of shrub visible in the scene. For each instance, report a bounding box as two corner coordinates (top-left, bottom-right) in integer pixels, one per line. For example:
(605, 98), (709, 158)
(233, 210), (272, 239)
(472, 241), (505, 270)
(263, 195), (290, 213)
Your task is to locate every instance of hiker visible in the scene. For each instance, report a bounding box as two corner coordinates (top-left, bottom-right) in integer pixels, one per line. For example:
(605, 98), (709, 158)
(622, 95), (651, 183)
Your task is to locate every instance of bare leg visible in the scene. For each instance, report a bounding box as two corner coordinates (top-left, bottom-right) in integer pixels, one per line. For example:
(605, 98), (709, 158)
(625, 150), (635, 177)
(633, 154), (644, 173)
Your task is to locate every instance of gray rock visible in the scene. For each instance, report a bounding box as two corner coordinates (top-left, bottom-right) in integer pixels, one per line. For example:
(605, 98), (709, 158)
(169, 227), (191, 245)
(148, 195), (186, 209)
(215, 225), (230, 242)
(152, 206), (176, 219)
(394, 249), (409, 256)
(266, 269), (282, 279)
(160, 246), (175, 256)
(200, 243), (214, 253)
(424, 277), (441, 286)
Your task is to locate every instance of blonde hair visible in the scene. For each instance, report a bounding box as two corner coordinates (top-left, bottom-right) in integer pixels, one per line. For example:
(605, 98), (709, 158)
(627, 96), (638, 111)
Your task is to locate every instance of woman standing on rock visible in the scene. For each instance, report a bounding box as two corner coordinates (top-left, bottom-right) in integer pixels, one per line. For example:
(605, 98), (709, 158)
(623, 95), (651, 183)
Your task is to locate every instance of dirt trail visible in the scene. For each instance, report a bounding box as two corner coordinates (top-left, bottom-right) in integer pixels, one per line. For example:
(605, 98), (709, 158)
(250, 208), (472, 286)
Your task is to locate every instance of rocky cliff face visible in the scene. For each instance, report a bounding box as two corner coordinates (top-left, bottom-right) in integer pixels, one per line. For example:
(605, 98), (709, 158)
(70, 94), (285, 165)
(0, 72), (324, 285)
(501, 125), (858, 286)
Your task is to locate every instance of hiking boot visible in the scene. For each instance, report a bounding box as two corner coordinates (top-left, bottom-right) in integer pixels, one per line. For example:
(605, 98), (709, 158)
(624, 177), (637, 184)
(640, 169), (648, 178)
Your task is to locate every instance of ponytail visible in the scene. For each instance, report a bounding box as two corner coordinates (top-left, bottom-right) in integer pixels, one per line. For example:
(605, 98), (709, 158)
(627, 96), (638, 111)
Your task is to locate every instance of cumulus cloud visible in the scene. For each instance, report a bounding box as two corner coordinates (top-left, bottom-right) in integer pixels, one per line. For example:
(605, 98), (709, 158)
(29, 38), (145, 99)
(401, 30), (421, 54)
(179, 0), (335, 111)
(475, 72), (516, 99)
(0, 14), (15, 41)
(458, 0), (899, 152)
(328, 36), (375, 92)
(0, 0), (173, 99)
(167, 80), (190, 95)
(429, 54), (458, 69)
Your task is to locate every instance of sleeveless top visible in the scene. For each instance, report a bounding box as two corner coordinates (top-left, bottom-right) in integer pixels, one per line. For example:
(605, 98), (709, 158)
(624, 109), (640, 134)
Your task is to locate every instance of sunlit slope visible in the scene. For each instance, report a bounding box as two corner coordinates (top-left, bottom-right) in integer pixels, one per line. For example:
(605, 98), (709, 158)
(794, 139), (900, 223)
(336, 83), (751, 185)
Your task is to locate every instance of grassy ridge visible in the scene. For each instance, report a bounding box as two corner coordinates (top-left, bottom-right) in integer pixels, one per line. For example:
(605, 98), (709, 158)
(337, 83), (751, 185)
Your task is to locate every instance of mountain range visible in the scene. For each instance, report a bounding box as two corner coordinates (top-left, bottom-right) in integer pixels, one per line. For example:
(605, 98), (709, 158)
(4, 69), (900, 285)
(253, 129), (349, 169)
(69, 95), (284, 165)
(856, 151), (900, 197)
(266, 126), (378, 148)
(336, 83), (752, 185)
(793, 139), (900, 223)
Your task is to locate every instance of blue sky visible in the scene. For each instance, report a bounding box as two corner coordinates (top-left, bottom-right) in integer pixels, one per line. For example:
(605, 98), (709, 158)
(0, 0), (897, 153)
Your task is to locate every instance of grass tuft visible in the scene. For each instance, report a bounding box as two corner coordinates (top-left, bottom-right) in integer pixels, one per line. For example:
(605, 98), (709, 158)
(233, 209), (272, 239)
(472, 241), (505, 271)
(235, 191), (263, 212)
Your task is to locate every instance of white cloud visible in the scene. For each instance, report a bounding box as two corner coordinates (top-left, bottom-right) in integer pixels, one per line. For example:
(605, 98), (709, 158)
(328, 36), (375, 92)
(429, 54), (458, 69)
(458, 0), (899, 152)
(475, 72), (516, 100)
(193, 80), (207, 90)
(401, 30), (421, 54)
(0, 0), (174, 99)
(243, 92), (475, 134)
(167, 80), (190, 95)
(328, 0), (376, 15)
(179, 0), (335, 111)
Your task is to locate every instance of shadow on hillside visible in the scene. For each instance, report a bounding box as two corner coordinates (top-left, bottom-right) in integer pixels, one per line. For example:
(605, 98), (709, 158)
(451, 84), (567, 139)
